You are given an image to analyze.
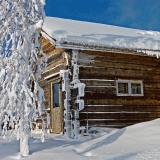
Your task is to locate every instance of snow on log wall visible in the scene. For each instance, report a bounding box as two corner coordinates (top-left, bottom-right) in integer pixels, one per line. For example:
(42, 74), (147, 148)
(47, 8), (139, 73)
(60, 50), (85, 139)
(78, 50), (160, 128)
(60, 70), (71, 137)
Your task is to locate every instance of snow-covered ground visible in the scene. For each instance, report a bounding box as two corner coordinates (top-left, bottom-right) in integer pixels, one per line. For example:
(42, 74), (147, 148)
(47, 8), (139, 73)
(1, 119), (160, 160)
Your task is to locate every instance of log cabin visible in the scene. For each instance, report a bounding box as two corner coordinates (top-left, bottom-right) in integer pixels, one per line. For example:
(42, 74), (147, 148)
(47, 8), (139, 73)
(40, 17), (160, 139)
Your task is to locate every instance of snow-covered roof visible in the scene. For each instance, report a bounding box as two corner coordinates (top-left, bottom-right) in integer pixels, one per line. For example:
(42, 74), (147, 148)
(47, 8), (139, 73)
(42, 17), (160, 56)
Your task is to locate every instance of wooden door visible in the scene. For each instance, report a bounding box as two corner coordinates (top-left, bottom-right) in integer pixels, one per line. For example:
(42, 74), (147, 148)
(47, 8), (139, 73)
(50, 81), (63, 134)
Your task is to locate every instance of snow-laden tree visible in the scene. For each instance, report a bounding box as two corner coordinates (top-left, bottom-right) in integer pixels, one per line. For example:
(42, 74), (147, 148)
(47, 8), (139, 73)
(0, 0), (49, 156)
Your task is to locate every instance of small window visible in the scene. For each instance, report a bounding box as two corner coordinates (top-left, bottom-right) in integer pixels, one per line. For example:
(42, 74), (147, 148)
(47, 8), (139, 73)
(131, 83), (141, 94)
(118, 82), (129, 94)
(116, 80), (143, 96)
(53, 83), (59, 108)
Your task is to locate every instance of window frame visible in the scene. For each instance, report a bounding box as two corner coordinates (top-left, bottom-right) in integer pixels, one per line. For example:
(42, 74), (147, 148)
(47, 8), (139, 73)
(116, 80), (143, 96)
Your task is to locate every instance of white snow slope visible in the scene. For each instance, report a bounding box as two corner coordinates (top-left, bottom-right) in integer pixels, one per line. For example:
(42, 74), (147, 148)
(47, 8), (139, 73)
(1, 118), (160, 160)
(43, 17), (160, 53)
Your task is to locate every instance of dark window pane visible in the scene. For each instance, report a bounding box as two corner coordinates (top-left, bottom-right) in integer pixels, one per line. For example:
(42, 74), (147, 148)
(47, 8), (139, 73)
(53, 83), (59, 108)
(118, 83), (129, 94)
(131, 83), (141, 94)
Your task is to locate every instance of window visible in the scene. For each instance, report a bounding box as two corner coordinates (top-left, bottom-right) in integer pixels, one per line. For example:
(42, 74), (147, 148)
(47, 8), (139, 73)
(118, 82), (129, 94)
(116, 80), (143, 96)
(53, 83), (59, 108)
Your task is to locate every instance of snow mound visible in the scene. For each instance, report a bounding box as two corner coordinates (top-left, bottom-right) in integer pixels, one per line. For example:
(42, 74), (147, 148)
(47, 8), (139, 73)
(1, 119), (160, 160)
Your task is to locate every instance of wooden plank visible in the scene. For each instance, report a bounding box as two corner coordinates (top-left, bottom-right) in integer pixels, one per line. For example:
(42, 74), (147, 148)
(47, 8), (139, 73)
(43, 64), (65, 78)
(81, 105), (160, 112)
(80, 119), (154, 125)
(83, 93), (158, 100)
(78, 61), (160, 72)
(144, 88), (160, 93)
(44, 46), (55, 55)
(43, 43), (53, 52)
(47, 59), (64, 71)
(49, 79), (63, 134)
(144, 83), (160, 89)
(78, 58), (160, 71)
(80, 119), (155, 128)
(83, 93), (116, 99)
(80, 79), (116, 86)
(79, 112), (160, 119)
(85, 86), (116, 93)
(51, 107), (62, 134)
(46, 48), (63, 59)
(84, 99), (160, 106)
(83, 92), (160, 100)
(47, 51), (64, 65)
(79, 67), (160, 78)
(80, 50), (160, 63)
(41, 39), (51, 49)
(79, 73), (160, 82)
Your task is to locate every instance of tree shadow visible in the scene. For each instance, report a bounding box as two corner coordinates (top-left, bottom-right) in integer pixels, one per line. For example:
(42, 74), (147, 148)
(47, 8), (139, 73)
(0, 139), (19, 160)
(79, 128), (126, 155)
(29, 136), (82, 155)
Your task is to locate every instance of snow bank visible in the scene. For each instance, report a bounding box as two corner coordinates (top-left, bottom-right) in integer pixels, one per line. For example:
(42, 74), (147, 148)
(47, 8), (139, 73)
(2, 119), (160, 160)
(43, 17), (160, 55)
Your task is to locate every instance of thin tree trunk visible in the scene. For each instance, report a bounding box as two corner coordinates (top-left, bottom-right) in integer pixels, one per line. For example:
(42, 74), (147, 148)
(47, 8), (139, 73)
(20, 135), (29, 156)
(20, 119), (29, 156)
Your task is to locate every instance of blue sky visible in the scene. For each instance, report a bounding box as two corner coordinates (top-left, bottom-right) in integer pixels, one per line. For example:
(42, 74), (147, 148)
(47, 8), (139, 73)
(44, 0), (160, 31)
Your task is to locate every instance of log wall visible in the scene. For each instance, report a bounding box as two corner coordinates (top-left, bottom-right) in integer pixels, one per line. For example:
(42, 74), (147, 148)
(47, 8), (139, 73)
(40, 36), (66, 133)
(78, 50), (160, 128)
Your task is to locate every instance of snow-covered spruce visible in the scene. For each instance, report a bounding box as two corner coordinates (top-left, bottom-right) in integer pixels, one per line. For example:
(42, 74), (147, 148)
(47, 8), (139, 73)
(0, 0), (49, 156)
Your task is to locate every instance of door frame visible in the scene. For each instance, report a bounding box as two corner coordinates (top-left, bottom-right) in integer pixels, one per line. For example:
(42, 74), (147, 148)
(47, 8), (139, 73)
(49, 77), (63, 133)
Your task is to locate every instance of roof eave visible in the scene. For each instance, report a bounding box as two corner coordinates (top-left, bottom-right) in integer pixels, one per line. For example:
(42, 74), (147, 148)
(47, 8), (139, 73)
(55, 41), (159, 57)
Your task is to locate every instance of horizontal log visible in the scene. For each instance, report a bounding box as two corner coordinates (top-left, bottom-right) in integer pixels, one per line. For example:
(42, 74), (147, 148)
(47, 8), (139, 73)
(79, 119), (155, 128)
(83, 94), (159, 100)
(144, 82), (160, 89)
(78, 60), (160, 72)
(41, 37), (50, 46)
(78, 57), (160, 70)
(83, 92), (160, 100)
(79, 73), (160, 83)
(144, 88), (160, 94)
(80, 79), (116, 86)
(82, 51), (160, 65)
(44, 45), (55, 55)
(47, 59), (65, 72)
(84, 99), (160, 105)
(79, 50), (160, 64)
(81, 105), (160, 112)
(84, 92), (116, 99)
(80, 119), (154, 125)
(94, 57), (159, 68)
(79, 112), (160, 119)
(42, 65), (65, 79)
(43, 43), (53, 52)
(85, 86), (116, 93)
(79, 67), (160, 79)
(45, 49), (63, 61)
(46, 49), (64, 63)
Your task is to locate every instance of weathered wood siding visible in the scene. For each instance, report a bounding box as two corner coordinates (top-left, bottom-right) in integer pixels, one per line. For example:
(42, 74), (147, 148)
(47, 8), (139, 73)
(78, 50), (160, 128)
(40, 36), (66, 133)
